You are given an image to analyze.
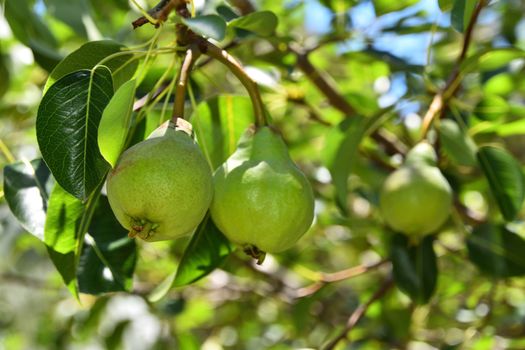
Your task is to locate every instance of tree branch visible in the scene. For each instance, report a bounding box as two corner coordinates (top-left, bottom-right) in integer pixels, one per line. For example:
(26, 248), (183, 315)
(295, 260), (390, 298)
(132, 0), (186, 28)
(420, 0), (486, 138)
(322, 277), (395, 350)
(197, 38), (268, 127)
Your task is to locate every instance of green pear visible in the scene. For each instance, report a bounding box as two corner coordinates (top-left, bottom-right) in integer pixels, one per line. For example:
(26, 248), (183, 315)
(379, 142), (453, 236)
(107, 120), (213, 242)
(210, 126), (314, 261)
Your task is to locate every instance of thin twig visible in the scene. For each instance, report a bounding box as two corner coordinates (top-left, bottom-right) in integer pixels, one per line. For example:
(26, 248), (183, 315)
(132, 0), (183, 28)
(420, 0), (486, 138)
(295, 260), (390, 298)
(172, 46), (201, 121)
(322, 277), (395, 350)
(198, 38), (268, 127)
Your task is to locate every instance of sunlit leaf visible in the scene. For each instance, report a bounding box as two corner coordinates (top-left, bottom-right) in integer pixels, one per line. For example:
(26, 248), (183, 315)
(438, 119), (477, 167)
(190, 95), (254, 170)
(98, 79), (136, 167)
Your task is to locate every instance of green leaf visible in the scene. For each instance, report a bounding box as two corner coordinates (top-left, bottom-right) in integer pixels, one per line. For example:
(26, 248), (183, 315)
(47, 248), (78, 298)
(98, 79), (136, 167)
(467, 224), (525, 278)
(391, 234), (438, 304)
(451, 0), (477, 33)
(323, 117), (367, 214)
(438, 0), (454, 11)
(77, 196), (137, 294)
(174, 215), (232, 287)
(37, 66), (114, 200)
(473, 94), (510, 121)
(43, 0), (89, 37)
(44, 184), (84, 254)
(4, 0), (61, 70)
(44, 40), (138, 92)
(477, 146), (525, 221)
(3, 159), (53, 240)
(190, 95), (254, 170)
(228, 11), (278, 37)
(148, 214), (232, 302)
(182, 15), (227, 41)
(372, 0), (418, 16)
(461, 48), (525, 75)
(44, 184), (84, 299)
(0, 54), (9, 98)
(438, 119), (477, 167)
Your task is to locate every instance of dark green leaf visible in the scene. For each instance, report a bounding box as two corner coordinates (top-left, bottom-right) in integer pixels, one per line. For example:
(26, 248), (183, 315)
(190, 95), (254, 170)
(182, 15), (227, 41)
(148, 214), (232, 302)
(477, 146), (525, 221)
(438, 119), (477, 167)
(467, 224), (525, 278)
(323, 117), (367, 214)
(391, 234), (438, 304)
(44, 40), (138, 92)
(98, 79), (136, 167)
(451, 0), (477, 33)
(3, 159), (54, 240)
(47, 248), (78, 298)
(228, 11), (278, 37)
(174, 215), (232, 287)
(37, 66), (113, 200)
(216, 5), (239, 21)
(77, 195), (137, 294)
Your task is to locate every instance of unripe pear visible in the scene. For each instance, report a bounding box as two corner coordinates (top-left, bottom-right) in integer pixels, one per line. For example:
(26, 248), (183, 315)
(106, 120), (213, 242)
(210, 126), (314, 261)
(379, 142), (452, 236)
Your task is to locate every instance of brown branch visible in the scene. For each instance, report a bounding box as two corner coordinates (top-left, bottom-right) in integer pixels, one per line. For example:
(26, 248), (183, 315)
(133, 81), (171, 112)
(172, 46), (201, 121)
(294, 260), (389, 298)
(322, 277), (395, 350)
(289, 45), (406, 155)
(421, 0), (486, 138)
(197, 37), (268, 126)
(132, 0), (182, 28)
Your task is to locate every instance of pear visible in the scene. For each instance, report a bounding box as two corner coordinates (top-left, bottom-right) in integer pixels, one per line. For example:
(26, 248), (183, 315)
(379, 142), (453, 236)
(210, 126), (314, 261)
(106, 120), (213, 242)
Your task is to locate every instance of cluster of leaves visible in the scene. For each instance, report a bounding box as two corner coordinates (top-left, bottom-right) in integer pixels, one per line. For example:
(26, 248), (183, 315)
(1, 0), (525, 349)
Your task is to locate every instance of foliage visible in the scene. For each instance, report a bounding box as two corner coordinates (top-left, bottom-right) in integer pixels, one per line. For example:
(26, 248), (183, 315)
(1, 0), (525, 349)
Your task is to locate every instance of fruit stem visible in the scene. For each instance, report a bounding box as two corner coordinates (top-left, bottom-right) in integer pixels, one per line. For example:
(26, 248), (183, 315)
(172, 45), (201, 122)
(243, 245), (266, 265)
(199, 39), (269, 128)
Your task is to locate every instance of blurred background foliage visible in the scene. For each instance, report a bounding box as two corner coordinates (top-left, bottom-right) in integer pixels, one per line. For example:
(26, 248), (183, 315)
(1, 0), (525, 349)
